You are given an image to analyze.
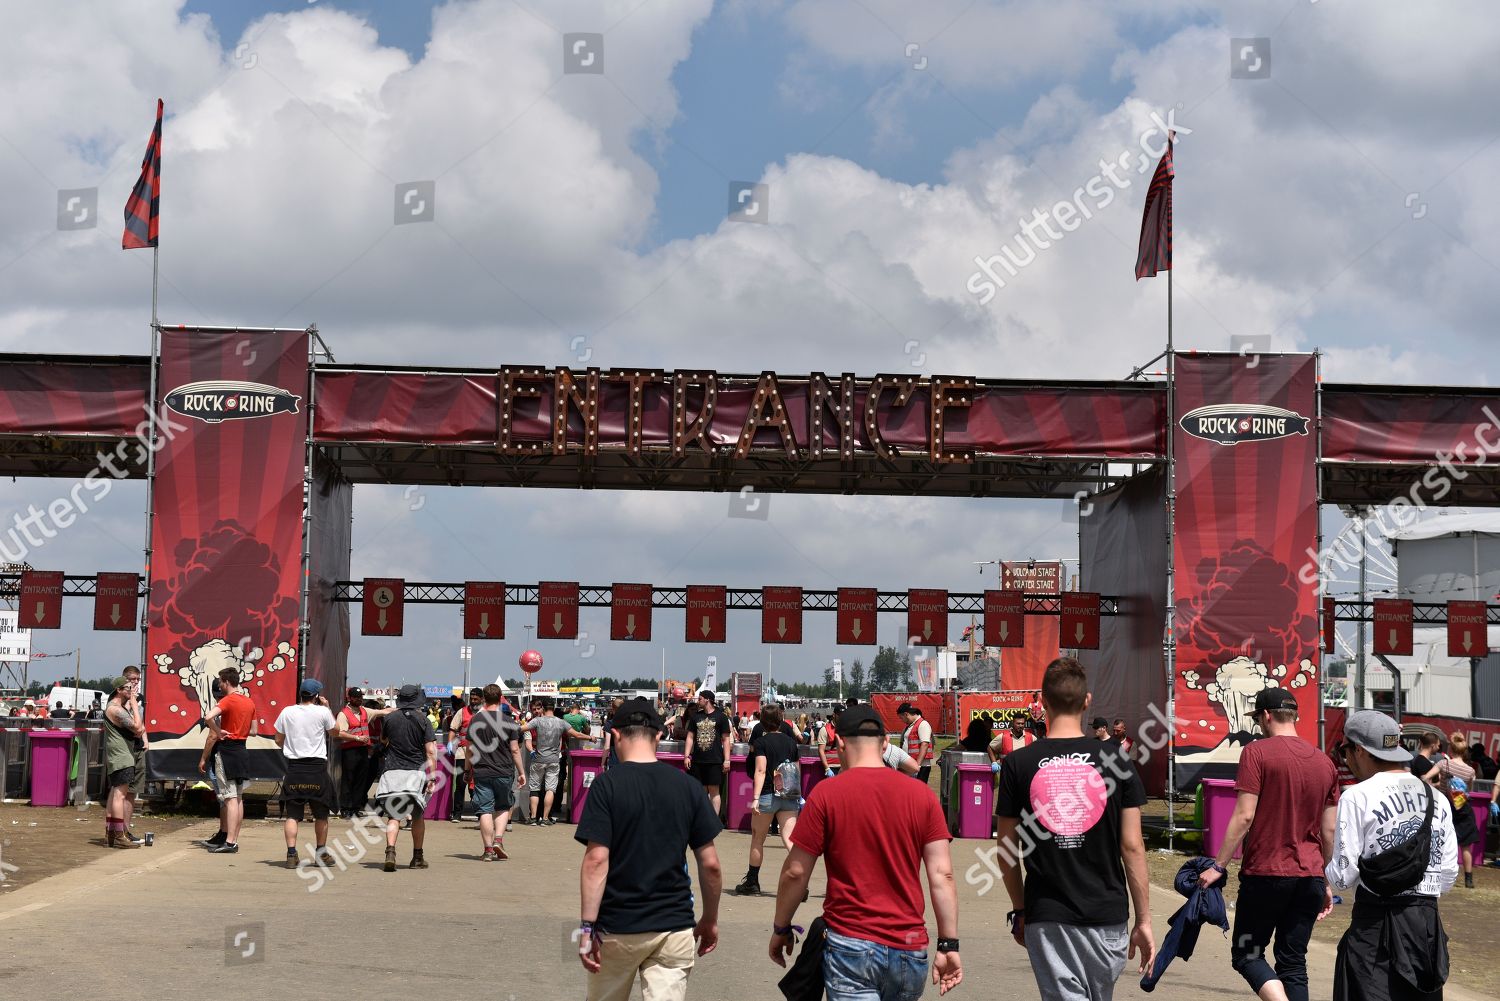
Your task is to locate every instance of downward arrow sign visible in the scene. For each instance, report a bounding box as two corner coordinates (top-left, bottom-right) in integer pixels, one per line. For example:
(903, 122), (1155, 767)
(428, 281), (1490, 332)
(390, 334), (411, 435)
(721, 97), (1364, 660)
(700, 616), (711, 637)
(478, 612), (490, 634)
(922, 619), (932, 641)
(625, 613), (636, 637)
(1075, 622), (1085, 643)
(377, 608), (388, 629)
(998, 621), (1009, 642)
(553, 612), (564, 633)
(777, 617), (787, 639)
(1388, 628), (1398, 648)
(1463, 631), (1472, 652)
(110, 603), (121, 625)
(851, 619), (863, 640)
(33, 603), (44, 623)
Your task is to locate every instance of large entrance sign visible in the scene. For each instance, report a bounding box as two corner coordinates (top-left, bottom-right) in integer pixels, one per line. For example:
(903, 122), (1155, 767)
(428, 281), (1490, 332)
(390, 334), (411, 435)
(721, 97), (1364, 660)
(4, 335), (1500, 789)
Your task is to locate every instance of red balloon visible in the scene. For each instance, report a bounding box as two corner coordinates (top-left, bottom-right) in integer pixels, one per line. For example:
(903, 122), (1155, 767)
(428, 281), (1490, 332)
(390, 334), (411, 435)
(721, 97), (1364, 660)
(519, 649), (543, 674)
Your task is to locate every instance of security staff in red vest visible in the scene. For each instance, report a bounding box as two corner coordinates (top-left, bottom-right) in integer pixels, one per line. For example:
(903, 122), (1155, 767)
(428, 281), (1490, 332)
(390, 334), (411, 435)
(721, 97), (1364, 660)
(336, 688), (374, 819)
(898, 702), (935, 785)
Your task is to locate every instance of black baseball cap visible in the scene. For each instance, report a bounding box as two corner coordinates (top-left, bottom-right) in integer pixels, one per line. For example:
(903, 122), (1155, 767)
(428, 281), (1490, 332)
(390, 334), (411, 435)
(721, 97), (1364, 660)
(1090, 717), (1109, 730)
(896, 701), (918, 715)
(611, 697), (664, 730)
(837, 706), (886, 737)
(1246, 688), (1298, 718)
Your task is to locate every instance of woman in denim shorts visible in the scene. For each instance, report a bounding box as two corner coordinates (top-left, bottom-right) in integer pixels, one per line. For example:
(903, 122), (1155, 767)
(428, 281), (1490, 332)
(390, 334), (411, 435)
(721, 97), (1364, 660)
(733, 704), (802, 896)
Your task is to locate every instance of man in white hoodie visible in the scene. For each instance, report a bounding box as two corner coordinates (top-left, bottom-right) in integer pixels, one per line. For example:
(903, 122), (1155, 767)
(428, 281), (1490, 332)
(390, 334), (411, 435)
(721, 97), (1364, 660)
(1326, 710), (1458, 1001)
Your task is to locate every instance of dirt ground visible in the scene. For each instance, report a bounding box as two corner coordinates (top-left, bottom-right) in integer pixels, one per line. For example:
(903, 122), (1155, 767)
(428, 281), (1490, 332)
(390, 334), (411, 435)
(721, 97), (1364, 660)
(0, 802), (203, 893)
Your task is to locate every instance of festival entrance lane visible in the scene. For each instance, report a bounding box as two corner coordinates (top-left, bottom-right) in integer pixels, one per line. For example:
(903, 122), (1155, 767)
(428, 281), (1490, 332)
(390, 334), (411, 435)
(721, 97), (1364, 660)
(0, 817), (1487, 1001)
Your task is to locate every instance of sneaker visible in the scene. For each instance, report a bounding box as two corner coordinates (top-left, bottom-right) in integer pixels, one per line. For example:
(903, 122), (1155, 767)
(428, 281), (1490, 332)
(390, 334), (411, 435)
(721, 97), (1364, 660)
(544, 818), (557, 826)
(383, 847), (397, 873)
(124, 832), (147, 847)
(209, 842), (239, 854)
(1465, 872), (1475, 889)
(493, 842), (508, 861)
(450, 816), (462, 824)
(203, 831), (227, 847)
(410, 853), (429, 870)
(285, 849), (299, 870)
(733, 876), (761, 896)
(317, 848), (335, 867)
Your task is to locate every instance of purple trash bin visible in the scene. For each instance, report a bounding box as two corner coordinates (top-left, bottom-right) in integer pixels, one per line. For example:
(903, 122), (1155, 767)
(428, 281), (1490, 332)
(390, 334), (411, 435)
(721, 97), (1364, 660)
(568, 748), (604, 825)
(422, 751), (453, 821)
(1465, 791), (1491, 867)
(1202, 778), (1240, 860)
(954, 762), (995, 839)
(28, 729), (74, 807)
(726, 751), (755, 832)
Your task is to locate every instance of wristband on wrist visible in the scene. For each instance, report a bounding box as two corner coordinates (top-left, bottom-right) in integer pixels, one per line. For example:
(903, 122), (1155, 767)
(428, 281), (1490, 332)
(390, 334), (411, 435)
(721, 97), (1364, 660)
(1210, 861), (1228, 875)
(1005, 909), (1024, 928)
(935, 938), (960, 953)
(772, 923), (804, 937)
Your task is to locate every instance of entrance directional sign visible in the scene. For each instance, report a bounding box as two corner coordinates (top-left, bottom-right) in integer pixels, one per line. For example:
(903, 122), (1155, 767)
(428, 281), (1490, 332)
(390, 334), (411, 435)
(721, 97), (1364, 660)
(19, 571), (63, 629)
(463, 581), (505, 639)
(1323, 597), (1335, 654)
(611, 582), (653, 641)
(907, 589), (948, 647)
(1447, 600), (1488, 658)
(362, 578), (404, 636)
(1060, 592), (1101, 649)
(94, 572), (139, 631)
(837, 588), (877, 645)
(762, 586), (802, 644)
(686, 585), (726, 643)
(537, 581), (580, 640)
(984, 590), (1025, 648)
(1372, 598), (1413, 656)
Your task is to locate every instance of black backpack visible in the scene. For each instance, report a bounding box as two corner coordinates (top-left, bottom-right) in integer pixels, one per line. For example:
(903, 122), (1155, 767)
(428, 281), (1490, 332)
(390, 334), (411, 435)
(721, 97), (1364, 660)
(1357, 780), (1434, 897)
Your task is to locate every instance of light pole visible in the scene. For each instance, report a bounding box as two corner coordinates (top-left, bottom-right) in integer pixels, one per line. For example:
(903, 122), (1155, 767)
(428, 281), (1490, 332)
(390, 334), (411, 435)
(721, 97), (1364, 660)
(459, 644), (472, 693)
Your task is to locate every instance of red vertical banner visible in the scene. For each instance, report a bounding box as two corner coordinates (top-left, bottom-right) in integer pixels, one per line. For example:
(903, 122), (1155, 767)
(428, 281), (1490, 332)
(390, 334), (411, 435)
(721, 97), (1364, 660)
(1447, 600), (1489, 658)
(686, 585), (726, 643)
(1323, 597), (1336, 654)
(19, 571), (63, 629)
(762, 586), (803, 644)
(362, 578), (405, 636)
(464, 582), (505, 639)
(1171, 353), (1320, 792)
(837, 587), (877, 645)
(611, 583), (653, 641)
(94, 572), (140, 631)
(984, 590), (1025, 647)
(1373, 598), (1414, 656)
(907, 589), (948, 646)
(146, 328), (308, 756)
(1060, 592), (1101, 649)
(537, 581), (580, 639)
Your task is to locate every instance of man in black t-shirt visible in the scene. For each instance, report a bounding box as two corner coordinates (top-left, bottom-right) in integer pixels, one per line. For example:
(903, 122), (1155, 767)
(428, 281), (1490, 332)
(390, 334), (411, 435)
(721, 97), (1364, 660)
(995, 657), (1154, 1001)
(575, 698), (722, 1001)
(367, 685), (438, 872)
(465, 685), (526, 861)
(683, 690), (733, 815)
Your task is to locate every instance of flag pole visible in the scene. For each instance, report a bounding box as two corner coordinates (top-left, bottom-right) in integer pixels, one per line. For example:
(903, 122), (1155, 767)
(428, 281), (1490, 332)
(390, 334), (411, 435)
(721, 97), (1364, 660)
(1163, 185), (1178, 854)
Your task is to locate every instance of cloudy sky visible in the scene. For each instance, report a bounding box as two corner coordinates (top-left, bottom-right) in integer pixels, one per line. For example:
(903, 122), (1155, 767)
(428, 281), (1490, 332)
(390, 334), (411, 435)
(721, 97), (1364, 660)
(4, 0), (1494, 689)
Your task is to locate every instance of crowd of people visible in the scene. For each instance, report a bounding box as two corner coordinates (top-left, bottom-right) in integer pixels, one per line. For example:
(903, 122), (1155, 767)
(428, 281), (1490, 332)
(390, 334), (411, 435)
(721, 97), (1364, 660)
(73, 658), (1485, 1001)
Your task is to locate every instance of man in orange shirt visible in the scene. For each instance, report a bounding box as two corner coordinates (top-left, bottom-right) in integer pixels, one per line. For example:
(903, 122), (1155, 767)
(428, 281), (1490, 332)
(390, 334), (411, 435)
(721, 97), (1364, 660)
(201, 667), (256, 854)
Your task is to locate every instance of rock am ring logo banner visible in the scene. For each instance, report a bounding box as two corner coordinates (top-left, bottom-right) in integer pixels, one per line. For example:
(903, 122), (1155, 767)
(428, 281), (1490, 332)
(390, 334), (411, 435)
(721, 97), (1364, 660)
(1179, 403), (1310, 445)
(164, 380), (302, 424)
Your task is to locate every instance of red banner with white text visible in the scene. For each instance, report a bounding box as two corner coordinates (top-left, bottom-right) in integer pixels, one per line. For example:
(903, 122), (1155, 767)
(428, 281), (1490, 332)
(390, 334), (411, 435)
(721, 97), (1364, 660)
(146, 329), (308, 778)
(1171, 354), (1320, 791)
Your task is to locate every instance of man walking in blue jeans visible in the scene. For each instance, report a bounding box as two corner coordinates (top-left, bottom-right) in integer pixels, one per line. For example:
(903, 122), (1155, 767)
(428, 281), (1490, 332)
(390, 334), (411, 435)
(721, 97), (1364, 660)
(1198, 687), (1338, 1001)
(768, 705), (963, 998)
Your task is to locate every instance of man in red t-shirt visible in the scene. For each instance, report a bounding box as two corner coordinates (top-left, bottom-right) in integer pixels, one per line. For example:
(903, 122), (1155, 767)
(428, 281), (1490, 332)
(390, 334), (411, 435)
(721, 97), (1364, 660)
(1199, 688), (1338, 1001)
(769, 706), (963, 996)
(200, 667), (257, 854)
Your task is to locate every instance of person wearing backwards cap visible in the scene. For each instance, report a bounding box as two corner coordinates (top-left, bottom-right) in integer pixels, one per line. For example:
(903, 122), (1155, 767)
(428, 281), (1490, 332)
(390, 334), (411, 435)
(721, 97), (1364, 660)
(1197, 687), (1338, 1001)
(575, 698), (722, 1001)
(770, 704), (963, 998)
(273, 678), (338, 869)
(1327, 710), (1458, 1001)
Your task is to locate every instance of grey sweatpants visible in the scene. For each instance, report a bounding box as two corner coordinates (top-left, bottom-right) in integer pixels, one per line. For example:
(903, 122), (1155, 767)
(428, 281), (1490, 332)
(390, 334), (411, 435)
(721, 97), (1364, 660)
(1024, 921), (1129, 1001)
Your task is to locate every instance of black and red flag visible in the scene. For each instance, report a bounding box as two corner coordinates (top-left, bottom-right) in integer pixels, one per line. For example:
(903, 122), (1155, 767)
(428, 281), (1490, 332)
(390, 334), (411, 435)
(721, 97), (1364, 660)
(1134, 135), (1172, 279)
(122, 99), (162, 250)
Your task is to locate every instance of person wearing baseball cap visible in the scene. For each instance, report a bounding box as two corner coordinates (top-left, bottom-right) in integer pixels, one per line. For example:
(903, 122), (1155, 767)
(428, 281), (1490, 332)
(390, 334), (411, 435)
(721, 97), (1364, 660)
(574, 697), (722, 1000)
(897, 702), (934, 784)
(1326, 710), (1459, 1001)
(273, 678), (337, 869)
(1090, 717), (1111, 740)
(1197, 687), (1338, 1001)
(336, 686), (374, 819)
(769, 703), (962, 996)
